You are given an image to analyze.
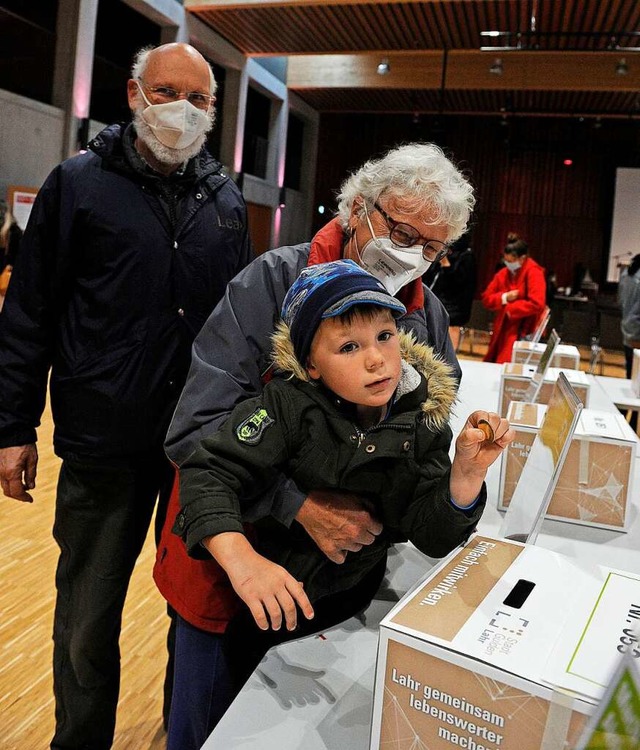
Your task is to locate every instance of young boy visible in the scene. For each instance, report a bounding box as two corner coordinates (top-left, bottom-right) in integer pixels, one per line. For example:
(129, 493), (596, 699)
(167, 260), (513, 746)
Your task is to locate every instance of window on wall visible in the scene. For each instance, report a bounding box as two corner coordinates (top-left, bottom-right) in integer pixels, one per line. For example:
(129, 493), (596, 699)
(0, 1), (57, 104)
(242, 86), (271, 179)
(91, 0), (161, 125)
(284, 113), (305, 191)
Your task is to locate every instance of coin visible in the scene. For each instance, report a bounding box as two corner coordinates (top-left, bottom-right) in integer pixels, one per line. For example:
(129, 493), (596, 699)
(478, 419), (494, 442)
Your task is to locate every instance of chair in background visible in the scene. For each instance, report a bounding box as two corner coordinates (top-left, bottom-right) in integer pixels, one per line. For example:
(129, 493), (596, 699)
(595, 310), (623, 375)
(458, 299), (493, 355)
(559, 308), (597, 348)
(559, 307), (598, 371)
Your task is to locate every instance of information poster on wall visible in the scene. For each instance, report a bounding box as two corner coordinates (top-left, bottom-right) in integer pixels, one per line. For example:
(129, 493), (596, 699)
(8, 186), (38, 231)
(608, 168), (640, 282)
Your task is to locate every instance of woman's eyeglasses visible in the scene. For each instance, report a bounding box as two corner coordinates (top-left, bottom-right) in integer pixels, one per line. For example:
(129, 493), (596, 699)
(374, 202), (450, 262)
(138, 80), (214, 110)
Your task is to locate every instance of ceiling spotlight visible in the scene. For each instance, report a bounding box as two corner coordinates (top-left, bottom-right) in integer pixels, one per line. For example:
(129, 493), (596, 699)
(616, 58), (629, 76)
(376, 58), (390, 75)
(489, 58), (503, 75)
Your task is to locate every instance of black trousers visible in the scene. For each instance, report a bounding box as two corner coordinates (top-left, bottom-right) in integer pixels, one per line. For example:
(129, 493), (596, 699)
(624, 346), (638, 431)
(50, 452), (173, 750)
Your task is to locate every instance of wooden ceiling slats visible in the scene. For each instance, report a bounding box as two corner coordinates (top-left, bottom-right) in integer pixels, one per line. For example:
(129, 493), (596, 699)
(395, 4), (430, 49)
(560, 2), (577, 49)
(359, 4), (399, 48)
(320, 7), (366, 51)
(295, 86), (640, 117)
(188, 1), (640, 116)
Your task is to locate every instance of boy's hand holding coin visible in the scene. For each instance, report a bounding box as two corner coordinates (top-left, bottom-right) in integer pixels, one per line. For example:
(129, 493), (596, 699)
(449, 411), (516, 509)
(456, 411), (515, 464)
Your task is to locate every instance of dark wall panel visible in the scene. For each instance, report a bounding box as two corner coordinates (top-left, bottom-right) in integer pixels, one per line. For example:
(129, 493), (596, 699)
(314, 114), (640, 296)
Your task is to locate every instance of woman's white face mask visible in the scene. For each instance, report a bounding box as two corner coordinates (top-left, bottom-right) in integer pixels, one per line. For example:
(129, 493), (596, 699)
(504, 259), (521, 273)
(137, 83), (211, 150)
(356, 205), (432, 296)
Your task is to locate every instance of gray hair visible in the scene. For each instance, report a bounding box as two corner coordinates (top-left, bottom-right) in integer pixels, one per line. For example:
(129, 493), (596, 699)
(131, 45), (217, 97)
(336, 143), (475, 242)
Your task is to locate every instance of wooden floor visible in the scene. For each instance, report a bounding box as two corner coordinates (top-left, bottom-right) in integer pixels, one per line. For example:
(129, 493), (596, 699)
(1, 404), (168, 749)
(0, 346), (627, 749)
(456, 333), (628, 378)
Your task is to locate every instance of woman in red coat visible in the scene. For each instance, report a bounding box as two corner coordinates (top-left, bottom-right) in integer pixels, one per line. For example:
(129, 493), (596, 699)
(481, 233), (546, 363)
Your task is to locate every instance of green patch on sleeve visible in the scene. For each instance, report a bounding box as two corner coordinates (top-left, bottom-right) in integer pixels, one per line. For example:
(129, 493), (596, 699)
(236, 407), (275, 445)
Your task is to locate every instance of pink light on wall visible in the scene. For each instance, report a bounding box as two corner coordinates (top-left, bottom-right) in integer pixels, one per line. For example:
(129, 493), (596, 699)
(73, 74), (92, 119)
(272, 205), (283, 248)
(72, 0), (99, 120)
(234, 139), (244, 175)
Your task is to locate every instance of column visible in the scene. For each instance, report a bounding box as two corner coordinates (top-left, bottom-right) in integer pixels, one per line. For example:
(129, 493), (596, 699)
(52, 0), (99, 160)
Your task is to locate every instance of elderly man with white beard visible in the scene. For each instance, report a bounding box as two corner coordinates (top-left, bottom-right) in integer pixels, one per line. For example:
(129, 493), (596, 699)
(0, 43), (252, 749)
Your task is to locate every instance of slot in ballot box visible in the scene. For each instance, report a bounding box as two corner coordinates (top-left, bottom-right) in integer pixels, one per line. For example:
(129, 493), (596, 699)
(498, 402), (636, 530)
(498, 363), (590, 416)
(370, 536), (640, 750)
(511, 340), (581, 370)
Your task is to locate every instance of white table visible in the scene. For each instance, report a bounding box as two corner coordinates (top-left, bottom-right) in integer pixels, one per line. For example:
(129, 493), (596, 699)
(593, 375), (640, 435)
(203, 360), (640, 750)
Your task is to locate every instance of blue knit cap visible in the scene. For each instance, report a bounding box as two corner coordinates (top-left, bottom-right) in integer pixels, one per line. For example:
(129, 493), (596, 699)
(281, 260), (407, 365)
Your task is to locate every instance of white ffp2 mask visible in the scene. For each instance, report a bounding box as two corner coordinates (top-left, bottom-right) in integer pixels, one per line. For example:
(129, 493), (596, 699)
(358, 208), (432, 295)
(137, 84), (210, 150)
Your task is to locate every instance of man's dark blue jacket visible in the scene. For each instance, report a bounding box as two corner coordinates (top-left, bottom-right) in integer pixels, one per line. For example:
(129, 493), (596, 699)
(0, 124), (252, 459)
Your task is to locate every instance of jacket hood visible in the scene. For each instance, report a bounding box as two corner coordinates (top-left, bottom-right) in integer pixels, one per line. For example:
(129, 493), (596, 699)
(271, 322), (456, 432)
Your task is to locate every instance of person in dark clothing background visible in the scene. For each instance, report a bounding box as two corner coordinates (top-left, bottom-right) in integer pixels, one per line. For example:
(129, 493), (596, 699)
(424, 231), (477, 351)
(0, 43), (252, 749)
(618, 254), (640, 430)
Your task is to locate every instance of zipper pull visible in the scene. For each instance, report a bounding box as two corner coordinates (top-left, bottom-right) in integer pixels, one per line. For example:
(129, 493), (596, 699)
(350, 428), (364, 447)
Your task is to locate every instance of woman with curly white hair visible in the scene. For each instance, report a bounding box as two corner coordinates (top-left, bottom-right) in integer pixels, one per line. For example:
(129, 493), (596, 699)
(157, 141), (476, 747)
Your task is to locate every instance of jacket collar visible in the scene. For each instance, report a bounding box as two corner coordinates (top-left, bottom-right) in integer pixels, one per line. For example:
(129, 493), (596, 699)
(270, 325), (456, 433)
(88, 123), (224, 184)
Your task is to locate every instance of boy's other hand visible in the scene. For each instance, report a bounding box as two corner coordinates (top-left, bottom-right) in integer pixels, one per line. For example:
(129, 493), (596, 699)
(228, 550), (315, 632)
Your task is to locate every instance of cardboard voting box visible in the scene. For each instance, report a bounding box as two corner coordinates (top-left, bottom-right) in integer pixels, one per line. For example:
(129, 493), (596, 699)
(370, 536), (640, 750)
(512, 341), (581, 370)
(498, 402), (636, 530)
(498, 363), (590, 416)
(632, 349), (640, 398)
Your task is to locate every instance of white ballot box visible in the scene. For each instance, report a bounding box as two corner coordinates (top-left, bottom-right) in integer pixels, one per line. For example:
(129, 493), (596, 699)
(498, 363), (590, 416)
(512, 341), (581, 370)
(370, 536), (640, 750)
(498, 402), (636, 531)
(632, 349), (640, 398)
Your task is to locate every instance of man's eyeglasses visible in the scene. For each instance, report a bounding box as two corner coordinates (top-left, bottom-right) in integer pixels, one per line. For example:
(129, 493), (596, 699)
(138, 80), (214, 110)
(374, 202), (450, 262)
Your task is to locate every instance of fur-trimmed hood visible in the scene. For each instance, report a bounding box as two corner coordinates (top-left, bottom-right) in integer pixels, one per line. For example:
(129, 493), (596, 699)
(271, 321), (457, 432)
